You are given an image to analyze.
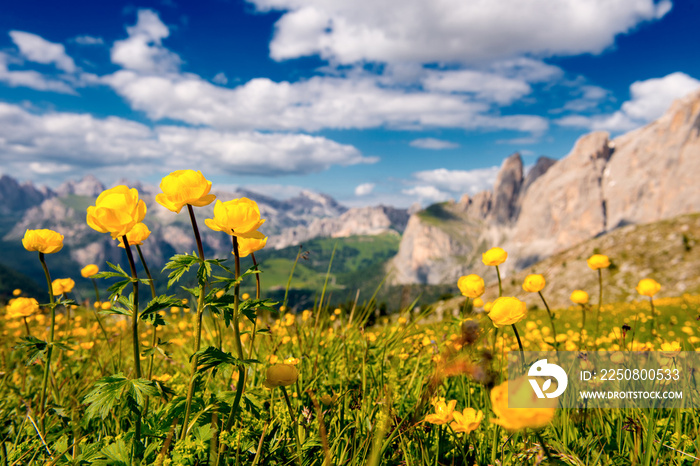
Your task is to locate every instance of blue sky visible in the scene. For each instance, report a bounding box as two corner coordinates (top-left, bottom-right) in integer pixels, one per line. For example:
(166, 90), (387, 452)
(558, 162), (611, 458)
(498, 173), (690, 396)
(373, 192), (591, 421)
(1, 0), (699, 208)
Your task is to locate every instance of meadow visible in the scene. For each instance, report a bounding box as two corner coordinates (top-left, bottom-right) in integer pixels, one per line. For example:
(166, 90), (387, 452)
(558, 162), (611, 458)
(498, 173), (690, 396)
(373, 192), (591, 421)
(2, 171), (699, 466)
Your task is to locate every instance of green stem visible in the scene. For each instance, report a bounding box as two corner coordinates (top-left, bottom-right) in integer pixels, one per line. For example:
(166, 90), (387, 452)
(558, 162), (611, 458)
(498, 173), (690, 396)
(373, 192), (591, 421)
(90, 277), (101, 304)
(595, 269), (603, 348)
(649, 297), (656, 339)
(38, 252), (55, 437)
(281, 386), (303, 466)
(496, 266), (502, 298)
(137, 245), (158, 421)
(247, 253), (261, 360)
(538, 291), (558, 348)
(534, 430), (555, 464)
(180, 205), (207, 440)
(511, 323), (525, 371)
(122, 236), (142, 463)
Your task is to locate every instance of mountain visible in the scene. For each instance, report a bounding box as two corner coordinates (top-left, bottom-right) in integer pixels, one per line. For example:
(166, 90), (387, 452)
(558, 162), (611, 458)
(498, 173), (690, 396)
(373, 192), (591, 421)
(390, 88), (700, 285)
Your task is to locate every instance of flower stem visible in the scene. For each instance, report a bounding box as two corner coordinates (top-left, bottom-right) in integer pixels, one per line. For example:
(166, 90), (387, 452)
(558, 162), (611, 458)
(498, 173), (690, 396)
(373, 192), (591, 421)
(38, 252), (55, 437)
(121, 236), (143, 461)
(281, 386), (303, 466)
(595, 269), (603, 348)
(137, 244), (158, 420)
(180, 205), (208, 440)
(247, 253), (261, 360)
(538, 291), (558, 349)
(496, 266), (503, 298)
(90, 278), (101, 304)
(649, 297), (656, 339)
(511, 323), (525, 370)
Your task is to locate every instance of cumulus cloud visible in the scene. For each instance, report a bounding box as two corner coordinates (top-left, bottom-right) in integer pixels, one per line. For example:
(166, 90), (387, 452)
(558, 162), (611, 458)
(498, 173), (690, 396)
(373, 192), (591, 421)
(212, 72), (228, 85)
(111, 9), (181, 73)
(74, 35), (104, 45)
(354, 182), (375, 196)
(0, 102), (375, 181)
(409, 138), (459, 150)
(422, 70), (531, 104)
(9, 31), (77, 72)
(558, 72), (700, 131)
(250, 0), (671, 65)
(401, 185), (451, 203)
(0, 52), (76, 93)
(412, 167), (500, 195)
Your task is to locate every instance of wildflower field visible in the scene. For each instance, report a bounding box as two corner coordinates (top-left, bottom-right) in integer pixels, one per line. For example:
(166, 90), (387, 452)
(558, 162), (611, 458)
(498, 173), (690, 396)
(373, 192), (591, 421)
(2, 170), (700, 466)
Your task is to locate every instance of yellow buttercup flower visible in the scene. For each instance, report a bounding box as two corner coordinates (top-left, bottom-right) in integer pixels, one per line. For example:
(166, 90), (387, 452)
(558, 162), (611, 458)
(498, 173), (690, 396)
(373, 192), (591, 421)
(205, 198), (266, 239)
(80, 264), (99, 278)
(570, 290), (589, 304)
(487, 297), (527, 327)
(155, 170), (216, 214)
(482, 247), (507, 266)
(6, 297), (39, 319)
(490, 378), (555, 430)
(450, 408), (483, 434)
(12, 289), (21, 296)
(263, 364), (299, 388)
(425, 398), (457, 425)
(86, 186), (146, 239)
(22, 229), (64, 254)
(457, 274), (485, 298)
(636, 278), (661, 297)
(472, 297), (484, 308)
(522, 274), (546, 293)
(117, 222), (151, 248)
(237, 236), (267, 258)
(51, 278), (75, 296)
(587, 254), (610, 270)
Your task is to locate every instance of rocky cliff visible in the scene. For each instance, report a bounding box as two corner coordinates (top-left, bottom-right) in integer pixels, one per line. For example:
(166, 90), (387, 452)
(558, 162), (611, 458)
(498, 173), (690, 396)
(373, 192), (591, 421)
(391, 88), (700, 284)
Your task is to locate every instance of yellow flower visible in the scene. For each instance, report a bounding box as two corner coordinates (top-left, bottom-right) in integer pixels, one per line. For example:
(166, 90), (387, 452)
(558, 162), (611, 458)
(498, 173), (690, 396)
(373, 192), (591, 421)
(6, 297), (39, 319)
(473, 297), (484, 308)
(570, 290), (589, 304)
(450, 408), (483, 434)
(490, 378), (555, 430)
(483, 301), (493, 312)
(522, 274), (546, 293)
(425, 398), (457, 425)
(487, 297), (527, 327)
(482, 247), (507, 266)
(457, 274), (485, 298)
(81, 264), (99, 278)
(12, 289), (21, 296)
(80, 341), (95, 350)
(22, 229), (64, 254)
(237, 236), (267, 258)
(86, 186), (147, 239)
(263, 364), (299, 388)
(101, 302), (112, 310)
(117, 222), (151, 248)
(51, 278), (75, 295)
(284, 357), (299, 365)
(302, 310), (312, 322)
(205, 198), (265, 239)
(587, 254), (610, 270)
(636, 278), (661, 297)
(155, 170), (217, 213)
(659, 341), (681, 357)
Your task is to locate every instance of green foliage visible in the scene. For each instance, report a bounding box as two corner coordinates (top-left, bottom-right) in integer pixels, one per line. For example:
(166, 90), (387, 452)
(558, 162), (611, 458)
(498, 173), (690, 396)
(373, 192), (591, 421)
(84, 374), (159, 420)
(163, 253), (201, 288)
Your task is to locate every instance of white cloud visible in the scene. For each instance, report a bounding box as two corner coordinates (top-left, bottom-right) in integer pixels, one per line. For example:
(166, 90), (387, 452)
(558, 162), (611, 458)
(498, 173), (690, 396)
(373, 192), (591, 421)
(354, 182), (375, 196)
(212, 72), (228, 85)
(9, 31), (76, 72)
(0, 102), (376, 181)
(412, 167), (500, 195)
(250, 0), (671, 65)
(558, 72), (700, 131)
(422, 70), (531, 104)
(402, 185), (451, 203)
(0, 52), (76, 93)
(111, 9), (181, 73)
(409, 138), (459, 150)
(74, 35), (104, 45)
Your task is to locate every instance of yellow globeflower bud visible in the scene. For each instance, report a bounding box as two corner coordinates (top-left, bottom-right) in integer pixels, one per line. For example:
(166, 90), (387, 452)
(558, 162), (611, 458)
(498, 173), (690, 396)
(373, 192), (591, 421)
(263, 364), (299, 388)
(457, 274), (485, 298)
(86, 186), (146, 239)
(51, 278), (75, 296)
(117, 222), (151, 248)
(22, 229), (64, 254)
(237, 236), (267, 258)
(570, 290), (589, 304)
(636, 278), (661, 297)
(586, 254), (610, 270)
(522, 274), (545, 293)
(12, 289), (21, 296)
(81, 264), (99, 278)
(472, 297), (484, 308)
(155, 170), (216, 213)
(205, 198), (266, 239)
(487, 297), (527, 327)
(6, 297), (39, 319)
(482, 247), (507, 266)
